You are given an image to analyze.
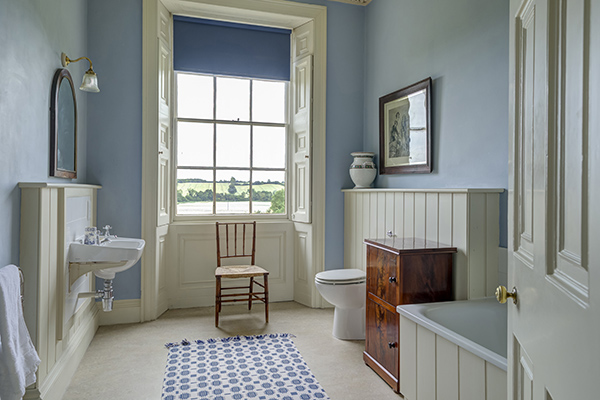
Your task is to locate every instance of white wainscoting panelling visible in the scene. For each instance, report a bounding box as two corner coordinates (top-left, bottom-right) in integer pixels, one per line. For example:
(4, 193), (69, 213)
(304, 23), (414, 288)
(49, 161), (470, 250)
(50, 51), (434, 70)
(399, 315), (507, 400)
(344, 188), (502, 300)
(168, 222), (294, 308)
(19, 183), (101, 400)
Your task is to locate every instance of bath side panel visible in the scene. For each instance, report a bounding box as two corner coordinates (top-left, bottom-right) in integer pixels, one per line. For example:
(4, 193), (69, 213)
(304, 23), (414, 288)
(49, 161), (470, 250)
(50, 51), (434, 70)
(435, 336), (459, 400)
(458, 348), (486, 400)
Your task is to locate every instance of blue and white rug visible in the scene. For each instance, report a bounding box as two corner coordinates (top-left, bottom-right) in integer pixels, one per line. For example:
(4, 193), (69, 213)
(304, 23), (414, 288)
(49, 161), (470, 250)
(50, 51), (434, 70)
(162, 334), (330, 400)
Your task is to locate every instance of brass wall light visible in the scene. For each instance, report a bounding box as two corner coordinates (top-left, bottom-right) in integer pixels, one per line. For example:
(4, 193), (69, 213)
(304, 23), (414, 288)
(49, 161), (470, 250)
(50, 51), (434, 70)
(61, 52), (100, 93)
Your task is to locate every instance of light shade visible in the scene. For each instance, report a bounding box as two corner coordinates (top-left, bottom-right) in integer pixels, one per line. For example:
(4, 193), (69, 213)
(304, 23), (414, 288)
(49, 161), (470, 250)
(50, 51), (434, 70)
(80, 70), (100, 93)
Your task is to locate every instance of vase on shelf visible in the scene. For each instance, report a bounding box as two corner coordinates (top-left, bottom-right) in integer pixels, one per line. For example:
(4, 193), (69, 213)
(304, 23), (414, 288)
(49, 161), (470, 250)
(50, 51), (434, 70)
(349, 152), (377, 188)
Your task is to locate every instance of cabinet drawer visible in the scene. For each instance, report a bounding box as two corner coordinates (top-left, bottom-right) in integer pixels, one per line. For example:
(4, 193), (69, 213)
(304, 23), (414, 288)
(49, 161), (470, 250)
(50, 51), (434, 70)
(365, 298), (399, 382)
(366, 245), (399, 305)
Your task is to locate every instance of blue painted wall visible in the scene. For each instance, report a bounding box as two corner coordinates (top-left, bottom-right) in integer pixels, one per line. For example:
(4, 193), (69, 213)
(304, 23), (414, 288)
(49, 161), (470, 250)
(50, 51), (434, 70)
(86, 0), (365, 298)
(87, 0), (143, 299)
(0, 0), (508, 301)
(363, 0), (509, 246)
(0, 0), (89, 267)
(86, 0), (507, 299)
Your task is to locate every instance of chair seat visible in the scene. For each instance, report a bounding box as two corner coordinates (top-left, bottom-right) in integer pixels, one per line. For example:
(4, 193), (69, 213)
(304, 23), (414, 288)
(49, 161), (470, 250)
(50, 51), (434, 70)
(216, 265), (269, 279)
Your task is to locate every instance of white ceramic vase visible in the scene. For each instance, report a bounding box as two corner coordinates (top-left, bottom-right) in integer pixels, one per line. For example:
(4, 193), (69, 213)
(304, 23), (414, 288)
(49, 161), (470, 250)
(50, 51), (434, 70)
(349, 152), (377, 188)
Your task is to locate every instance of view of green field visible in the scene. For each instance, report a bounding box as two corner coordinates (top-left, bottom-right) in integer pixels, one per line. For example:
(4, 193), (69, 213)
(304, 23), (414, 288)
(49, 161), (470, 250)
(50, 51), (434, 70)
(177, 181), (284, 196)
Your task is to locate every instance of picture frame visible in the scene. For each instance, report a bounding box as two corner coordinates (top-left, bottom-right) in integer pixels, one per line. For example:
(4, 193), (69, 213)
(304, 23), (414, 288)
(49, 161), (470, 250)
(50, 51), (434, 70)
(379, 77), (432, 174)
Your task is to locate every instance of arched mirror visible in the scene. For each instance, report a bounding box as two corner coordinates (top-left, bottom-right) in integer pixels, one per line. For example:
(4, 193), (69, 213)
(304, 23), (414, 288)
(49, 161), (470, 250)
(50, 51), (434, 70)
(50, 69), (77, 179)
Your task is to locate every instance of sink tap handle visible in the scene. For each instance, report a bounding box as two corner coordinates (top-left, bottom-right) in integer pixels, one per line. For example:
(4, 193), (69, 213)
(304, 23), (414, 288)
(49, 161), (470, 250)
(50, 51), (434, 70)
(102, 225), (112, 237)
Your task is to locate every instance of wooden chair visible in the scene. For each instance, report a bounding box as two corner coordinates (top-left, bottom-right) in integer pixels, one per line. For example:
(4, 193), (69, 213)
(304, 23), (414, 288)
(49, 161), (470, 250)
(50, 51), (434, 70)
(215, 221), (269, 327)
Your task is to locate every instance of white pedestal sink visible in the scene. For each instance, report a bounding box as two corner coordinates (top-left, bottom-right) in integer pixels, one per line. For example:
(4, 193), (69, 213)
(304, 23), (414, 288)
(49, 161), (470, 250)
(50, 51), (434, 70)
(68, 237), (145, 285)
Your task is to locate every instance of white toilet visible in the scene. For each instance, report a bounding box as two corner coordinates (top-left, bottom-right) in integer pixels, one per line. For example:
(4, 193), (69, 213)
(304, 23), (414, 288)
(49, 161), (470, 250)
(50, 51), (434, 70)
(315, 268), (366, 340)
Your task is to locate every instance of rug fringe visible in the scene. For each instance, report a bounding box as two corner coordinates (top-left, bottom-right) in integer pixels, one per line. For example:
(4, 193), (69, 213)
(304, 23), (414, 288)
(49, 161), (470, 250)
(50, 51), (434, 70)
(164, 333), (296, 349)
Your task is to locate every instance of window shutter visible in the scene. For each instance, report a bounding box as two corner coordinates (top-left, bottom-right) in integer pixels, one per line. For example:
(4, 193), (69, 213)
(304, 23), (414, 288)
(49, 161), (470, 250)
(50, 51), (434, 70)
(290, 22), (313, 223)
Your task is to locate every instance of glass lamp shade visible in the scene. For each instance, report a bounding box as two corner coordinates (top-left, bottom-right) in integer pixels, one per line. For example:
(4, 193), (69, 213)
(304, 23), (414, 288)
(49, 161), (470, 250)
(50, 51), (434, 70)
(80, 70), (100, 92)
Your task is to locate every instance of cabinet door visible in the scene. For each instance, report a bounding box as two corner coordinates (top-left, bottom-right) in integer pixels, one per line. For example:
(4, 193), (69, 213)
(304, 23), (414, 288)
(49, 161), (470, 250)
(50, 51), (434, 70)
(366, 246), (399, 306)
(365, 298), (399, 383)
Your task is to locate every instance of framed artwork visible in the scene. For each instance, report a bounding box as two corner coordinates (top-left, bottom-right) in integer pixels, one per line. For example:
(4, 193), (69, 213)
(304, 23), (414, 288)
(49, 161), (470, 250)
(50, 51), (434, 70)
(379, 77), (432, 174)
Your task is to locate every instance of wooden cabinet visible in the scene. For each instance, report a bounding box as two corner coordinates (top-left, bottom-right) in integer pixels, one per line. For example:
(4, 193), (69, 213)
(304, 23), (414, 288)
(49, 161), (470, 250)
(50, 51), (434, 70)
(363, 238), (456, 392)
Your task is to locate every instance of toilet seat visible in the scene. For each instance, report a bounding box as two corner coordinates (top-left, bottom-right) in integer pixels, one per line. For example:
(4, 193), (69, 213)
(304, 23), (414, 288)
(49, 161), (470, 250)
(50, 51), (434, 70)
(315, 269), (366, 285)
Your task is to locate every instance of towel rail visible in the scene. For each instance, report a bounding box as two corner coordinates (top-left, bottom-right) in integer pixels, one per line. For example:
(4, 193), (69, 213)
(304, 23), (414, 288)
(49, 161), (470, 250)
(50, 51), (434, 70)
(17, 267), (24, 307)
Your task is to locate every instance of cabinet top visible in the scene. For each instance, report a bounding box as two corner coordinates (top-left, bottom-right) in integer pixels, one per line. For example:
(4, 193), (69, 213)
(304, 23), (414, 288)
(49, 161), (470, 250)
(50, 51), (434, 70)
(364, 237), (457, 254)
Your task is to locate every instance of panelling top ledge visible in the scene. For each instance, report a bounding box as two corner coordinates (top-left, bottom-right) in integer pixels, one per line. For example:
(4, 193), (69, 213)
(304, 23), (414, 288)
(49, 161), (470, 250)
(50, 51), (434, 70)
(18, 182), (102, 189)
(342, 188), (504, 193)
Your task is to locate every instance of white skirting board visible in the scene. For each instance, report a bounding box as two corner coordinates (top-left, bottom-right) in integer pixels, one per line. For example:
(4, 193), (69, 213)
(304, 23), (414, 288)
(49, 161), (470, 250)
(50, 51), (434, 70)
(24, 305), (99, 400)
(97, 299), (142, 326)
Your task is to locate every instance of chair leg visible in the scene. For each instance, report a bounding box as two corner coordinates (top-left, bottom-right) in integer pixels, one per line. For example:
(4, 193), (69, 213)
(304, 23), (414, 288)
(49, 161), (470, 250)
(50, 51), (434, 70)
(215, 276), (221, 327)
(248, 277), (254, 310)
(264, 273), (269, 323)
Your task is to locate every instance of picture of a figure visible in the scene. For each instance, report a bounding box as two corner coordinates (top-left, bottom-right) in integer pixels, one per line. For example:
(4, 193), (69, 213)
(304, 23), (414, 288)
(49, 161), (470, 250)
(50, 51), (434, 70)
(388, 101), (410, 159)
(379, 77), (431, 174)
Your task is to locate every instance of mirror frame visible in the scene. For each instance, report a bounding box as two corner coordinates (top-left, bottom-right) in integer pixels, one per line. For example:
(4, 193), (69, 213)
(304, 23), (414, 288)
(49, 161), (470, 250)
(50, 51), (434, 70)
(50, 68), (78, 179)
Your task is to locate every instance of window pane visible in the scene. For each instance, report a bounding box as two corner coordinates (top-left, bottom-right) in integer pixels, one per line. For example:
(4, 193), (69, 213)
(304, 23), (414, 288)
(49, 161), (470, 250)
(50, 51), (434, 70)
(216, 170), (250, 214)
(252, 171), (285, 215)
(176, 169), (214, 215)
(177, 122), (213, 167)
(216, 124), (250, 168)
(177, 73), (213, 119)
(253, 126), (286, 169)
(216, 77), (250, 121)
(252, 80), (286, 123)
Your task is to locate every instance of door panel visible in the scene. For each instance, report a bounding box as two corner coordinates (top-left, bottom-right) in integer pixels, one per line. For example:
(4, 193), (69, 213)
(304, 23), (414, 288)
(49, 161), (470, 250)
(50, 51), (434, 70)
(508, 0), (599, 398)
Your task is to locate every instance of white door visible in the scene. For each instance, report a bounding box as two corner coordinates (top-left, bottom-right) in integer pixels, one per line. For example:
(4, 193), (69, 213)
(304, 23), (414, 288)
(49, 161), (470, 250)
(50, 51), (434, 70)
(507, 0), (600, 398)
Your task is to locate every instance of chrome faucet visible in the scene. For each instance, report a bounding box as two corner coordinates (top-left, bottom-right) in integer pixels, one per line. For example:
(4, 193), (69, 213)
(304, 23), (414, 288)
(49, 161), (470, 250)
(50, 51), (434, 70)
(100, 225), (116, 243)
(102, 225), (115, 238)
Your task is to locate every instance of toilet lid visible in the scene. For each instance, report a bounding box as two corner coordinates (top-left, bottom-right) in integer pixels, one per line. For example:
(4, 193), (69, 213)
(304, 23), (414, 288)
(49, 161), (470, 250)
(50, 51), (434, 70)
(315, 269), (366, 284)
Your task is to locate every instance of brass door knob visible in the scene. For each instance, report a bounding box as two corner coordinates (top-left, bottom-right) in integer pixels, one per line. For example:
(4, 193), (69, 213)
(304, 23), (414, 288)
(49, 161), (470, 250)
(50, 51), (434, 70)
(495, 285), (518, 305)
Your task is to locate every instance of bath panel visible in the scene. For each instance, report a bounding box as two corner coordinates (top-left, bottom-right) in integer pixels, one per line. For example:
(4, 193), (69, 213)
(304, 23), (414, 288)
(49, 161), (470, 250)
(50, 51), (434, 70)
(397, 297), (507, 400)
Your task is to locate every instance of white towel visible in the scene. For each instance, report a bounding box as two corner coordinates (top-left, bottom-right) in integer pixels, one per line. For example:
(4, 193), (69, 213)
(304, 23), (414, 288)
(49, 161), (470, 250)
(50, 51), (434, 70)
(0, 265), (40, 400)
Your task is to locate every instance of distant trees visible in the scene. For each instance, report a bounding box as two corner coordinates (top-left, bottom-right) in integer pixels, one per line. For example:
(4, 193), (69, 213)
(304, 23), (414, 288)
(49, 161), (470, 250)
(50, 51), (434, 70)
(267, 189), (285, 213)
(177, 178), (285, 214)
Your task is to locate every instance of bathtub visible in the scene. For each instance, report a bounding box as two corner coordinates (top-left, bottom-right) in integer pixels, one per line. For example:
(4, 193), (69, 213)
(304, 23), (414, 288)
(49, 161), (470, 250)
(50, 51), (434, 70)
(397, 297), (507, 400)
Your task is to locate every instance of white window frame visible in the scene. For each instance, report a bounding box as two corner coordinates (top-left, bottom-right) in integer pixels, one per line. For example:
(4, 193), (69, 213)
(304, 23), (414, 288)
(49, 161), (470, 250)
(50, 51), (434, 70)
(173, 72), (290, 220)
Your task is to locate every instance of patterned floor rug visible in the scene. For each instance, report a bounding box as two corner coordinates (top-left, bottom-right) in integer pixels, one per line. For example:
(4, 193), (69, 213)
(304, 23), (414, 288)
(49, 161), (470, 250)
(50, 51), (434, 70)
(162, 334), (330, 400)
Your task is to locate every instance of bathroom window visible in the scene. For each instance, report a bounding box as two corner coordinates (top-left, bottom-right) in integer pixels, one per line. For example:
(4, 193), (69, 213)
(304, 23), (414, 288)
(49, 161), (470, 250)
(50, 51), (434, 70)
(175, 72), (288, 216)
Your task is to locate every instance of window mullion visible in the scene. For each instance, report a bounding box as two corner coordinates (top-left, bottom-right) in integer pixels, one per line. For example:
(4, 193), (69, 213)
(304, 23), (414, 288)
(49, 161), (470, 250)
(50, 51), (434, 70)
(249, 79), (254, 214)
(212, 76), (217, 215)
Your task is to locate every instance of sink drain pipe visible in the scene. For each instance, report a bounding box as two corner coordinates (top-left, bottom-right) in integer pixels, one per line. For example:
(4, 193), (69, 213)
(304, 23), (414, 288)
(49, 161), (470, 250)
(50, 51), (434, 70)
(78, 279), (114, 312)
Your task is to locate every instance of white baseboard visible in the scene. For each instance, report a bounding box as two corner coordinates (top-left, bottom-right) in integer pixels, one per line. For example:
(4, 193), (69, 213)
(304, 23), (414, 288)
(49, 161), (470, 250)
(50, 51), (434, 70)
(98, 299), (142, 326)
(26, 304), (99, 400)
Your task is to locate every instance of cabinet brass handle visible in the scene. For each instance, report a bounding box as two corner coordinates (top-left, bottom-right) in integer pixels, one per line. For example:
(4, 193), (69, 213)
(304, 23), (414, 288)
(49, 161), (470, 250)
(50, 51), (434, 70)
(388, 277), (397, 283)
(388, 342), (397, 349)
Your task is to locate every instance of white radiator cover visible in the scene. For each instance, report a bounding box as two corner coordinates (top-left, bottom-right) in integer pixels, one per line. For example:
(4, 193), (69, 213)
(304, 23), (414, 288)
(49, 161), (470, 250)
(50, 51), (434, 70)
(343, 188), (503, 300)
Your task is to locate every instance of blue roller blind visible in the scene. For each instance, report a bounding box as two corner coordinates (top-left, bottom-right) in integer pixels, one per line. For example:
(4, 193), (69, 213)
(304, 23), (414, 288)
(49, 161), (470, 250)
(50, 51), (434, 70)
(173, 16), (291, 81)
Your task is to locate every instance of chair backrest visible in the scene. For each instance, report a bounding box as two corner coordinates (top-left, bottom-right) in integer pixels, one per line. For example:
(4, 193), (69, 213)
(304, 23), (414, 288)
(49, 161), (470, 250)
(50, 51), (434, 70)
(215, 221), (256, 267)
